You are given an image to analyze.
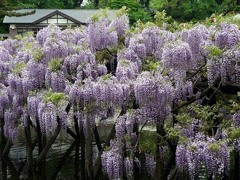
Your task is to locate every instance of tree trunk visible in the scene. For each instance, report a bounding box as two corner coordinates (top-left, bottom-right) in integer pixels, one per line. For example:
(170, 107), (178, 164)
(0, 117), (7, 180)
(94, 0), (99, 8)
(35, 124), (61, 166)
(75, 140), (80, 179)
(156, 122), (166, 180)
(24, 116), (33, 173)
(85, 119), (93, 180)
(237, 0), (240, 5)
(145, 0), (150, 8)
(4, 156), (20, 179)
(51, 141), (76, 179)
(234, 150), (240, 180)
(80, 125), (86, 179)
(93, 124), (102, 151)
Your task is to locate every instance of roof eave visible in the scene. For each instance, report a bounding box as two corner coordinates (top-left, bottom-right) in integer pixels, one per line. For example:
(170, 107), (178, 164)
(33, 10), (83, 25)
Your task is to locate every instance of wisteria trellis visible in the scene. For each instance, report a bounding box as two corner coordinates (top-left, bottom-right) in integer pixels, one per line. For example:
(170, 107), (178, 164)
(0, 9), (240, 180)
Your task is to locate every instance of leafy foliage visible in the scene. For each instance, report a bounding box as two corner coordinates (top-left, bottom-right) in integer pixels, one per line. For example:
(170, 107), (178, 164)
(108, 0), (152, 24)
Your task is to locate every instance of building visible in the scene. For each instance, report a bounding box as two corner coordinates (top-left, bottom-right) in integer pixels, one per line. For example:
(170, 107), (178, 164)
(3, 9), (117, 37)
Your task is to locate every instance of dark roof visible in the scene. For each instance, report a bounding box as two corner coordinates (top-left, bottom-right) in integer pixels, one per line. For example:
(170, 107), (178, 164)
(3, 9), (117, 24)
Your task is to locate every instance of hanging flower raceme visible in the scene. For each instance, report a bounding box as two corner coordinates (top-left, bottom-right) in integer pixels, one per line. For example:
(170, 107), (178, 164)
(101, 140), (123, 180)
(0, 47), (13, 83)
(186, 25), (208, 65)
(123, 157), (134, 179)
(128, 34), (147, 60)
(162, 40), (193, 88)
(69, 76), (130, 112)
(214, 23), (240, 49)
(38, 101), (57, 135)
(176, 133), (230, 179)
(141, 27), (175, 60)
(45, 58), (66, 92)
(116, 59), (137, 82)
(0, 85), (10, 118)
(4, 110), (19, 142)
(26, 60), (46, 89)
(0, 60), (10, 84)
(0, 39), (20, 55)
(232, 111), (240, 152)
(63, 49), (101, 81)
(27, 95), (41, 124)
(134, 72), (173, 124)
(61, 28), (86, 45)
(45, 70), (66, 92)
(118, 48), (142, 72)
(145, 153), (156, 178)
(0, 47), (13, 62)
(115, 112), (136, 140)
(142, 26), (162, 56)
(162, 40), (193, 71)
(87, 14), (118, 52)
(233, 111), (240, 127)
(109, 12), (130, 38)
(37, 91), (68, 135)
(43, 36), (69, 63)
(36, 24), (62, 45)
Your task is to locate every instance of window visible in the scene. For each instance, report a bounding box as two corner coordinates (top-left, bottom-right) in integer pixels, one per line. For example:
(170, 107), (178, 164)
(39, 14), (76, 25)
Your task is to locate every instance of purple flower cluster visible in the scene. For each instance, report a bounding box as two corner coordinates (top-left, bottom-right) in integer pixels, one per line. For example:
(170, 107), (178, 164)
(176, 133), (230, 179)
(124, 157), (133, 179)
(128, 34), (146, 59)
(87, 16), (118, 51)
(162, 40), (193, 71)
(214, 23), (240, 49)
(37, 101), (57, 135)
(109, 14), (130, 38)
(233, 111), (240, 127)
(145, 153), (156, 177)
(4, 110), (19, 142)
(186, 26), (208, 65)
(45, 70), (66, 92)
(101, 142), (123, 180)
(27, 96), (40, 122)
(134, 72), (173, 123)
(141, 27), (175, 59)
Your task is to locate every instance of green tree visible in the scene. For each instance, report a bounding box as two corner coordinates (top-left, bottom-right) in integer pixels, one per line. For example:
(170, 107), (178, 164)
(150, 0), (220, 22)
(183, 0), (219, 21)
(109, 0), (152, 24)
(0, 0), (35, 33)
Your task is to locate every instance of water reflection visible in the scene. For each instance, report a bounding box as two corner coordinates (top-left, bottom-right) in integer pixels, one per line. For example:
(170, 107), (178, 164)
(0, 123), (113, 179)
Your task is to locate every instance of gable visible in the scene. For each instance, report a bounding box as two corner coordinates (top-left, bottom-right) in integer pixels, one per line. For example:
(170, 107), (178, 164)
(38, 14), (75, 25)
(34, 10), (81, 25)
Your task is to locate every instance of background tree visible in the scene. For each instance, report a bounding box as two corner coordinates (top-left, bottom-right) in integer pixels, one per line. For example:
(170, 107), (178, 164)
(109, 0), (152, 24)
